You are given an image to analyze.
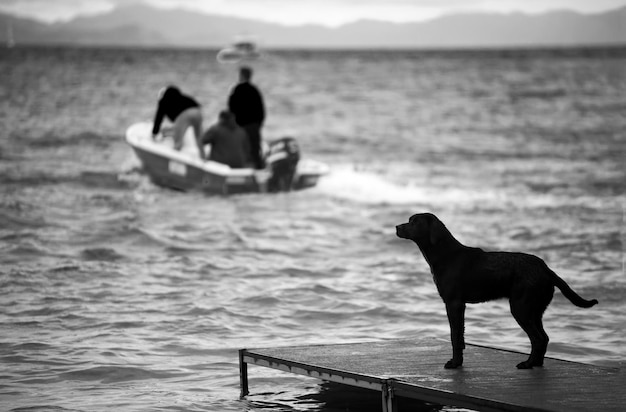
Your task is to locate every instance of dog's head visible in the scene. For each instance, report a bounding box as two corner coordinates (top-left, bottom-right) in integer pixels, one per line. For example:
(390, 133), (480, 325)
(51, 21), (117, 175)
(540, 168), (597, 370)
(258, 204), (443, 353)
(396, 213), (445, 246)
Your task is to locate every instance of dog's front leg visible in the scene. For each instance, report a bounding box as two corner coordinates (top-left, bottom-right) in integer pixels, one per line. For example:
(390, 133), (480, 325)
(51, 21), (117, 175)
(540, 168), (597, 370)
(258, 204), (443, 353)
(444, 300), (466, 369)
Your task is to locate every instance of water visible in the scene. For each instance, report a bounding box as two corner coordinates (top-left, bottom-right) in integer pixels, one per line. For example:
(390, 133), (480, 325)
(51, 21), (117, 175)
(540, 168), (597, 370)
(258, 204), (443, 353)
(1, 46), (625, 411)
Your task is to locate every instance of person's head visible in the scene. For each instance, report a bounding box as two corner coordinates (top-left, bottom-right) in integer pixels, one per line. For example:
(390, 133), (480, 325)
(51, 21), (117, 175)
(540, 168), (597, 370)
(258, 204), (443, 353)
(239, 66), (252, 82)
(158, 85), (180, 100)
(218, 110), (236, 128)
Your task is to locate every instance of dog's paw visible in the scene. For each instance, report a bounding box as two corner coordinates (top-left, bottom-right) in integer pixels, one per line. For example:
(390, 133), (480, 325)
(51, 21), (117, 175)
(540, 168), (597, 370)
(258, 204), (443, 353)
(444, 359), (462, 369)
(517, 358), (544, 369)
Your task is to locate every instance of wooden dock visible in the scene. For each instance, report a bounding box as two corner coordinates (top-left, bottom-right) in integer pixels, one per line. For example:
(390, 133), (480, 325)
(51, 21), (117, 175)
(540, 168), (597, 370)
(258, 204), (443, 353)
(239, 338), (625, 412)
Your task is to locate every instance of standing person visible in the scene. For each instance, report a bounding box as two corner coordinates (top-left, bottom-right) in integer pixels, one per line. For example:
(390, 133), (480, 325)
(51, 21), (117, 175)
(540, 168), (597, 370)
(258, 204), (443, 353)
(200, 110), (250, 168)
(228, 66), (266, 169)
(152, 85), (203, 156)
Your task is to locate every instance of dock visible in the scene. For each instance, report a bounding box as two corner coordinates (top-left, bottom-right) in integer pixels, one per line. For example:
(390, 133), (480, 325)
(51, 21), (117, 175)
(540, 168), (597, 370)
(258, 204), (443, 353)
(239, 338), (625, 411)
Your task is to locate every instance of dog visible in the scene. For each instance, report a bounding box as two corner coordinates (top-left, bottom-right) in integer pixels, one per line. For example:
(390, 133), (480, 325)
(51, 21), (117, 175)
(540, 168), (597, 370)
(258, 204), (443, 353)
(396, 213), (598, 369)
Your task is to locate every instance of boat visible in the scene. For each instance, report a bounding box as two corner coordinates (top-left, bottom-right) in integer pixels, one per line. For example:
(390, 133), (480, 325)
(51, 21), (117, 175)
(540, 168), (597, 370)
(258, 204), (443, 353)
(125, 122), (329, 195)
(217, 36), (261, 63)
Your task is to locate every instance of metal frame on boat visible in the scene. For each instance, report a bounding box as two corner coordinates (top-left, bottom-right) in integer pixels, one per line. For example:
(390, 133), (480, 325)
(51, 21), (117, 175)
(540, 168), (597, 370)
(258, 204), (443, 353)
(125, 122), (329, 195)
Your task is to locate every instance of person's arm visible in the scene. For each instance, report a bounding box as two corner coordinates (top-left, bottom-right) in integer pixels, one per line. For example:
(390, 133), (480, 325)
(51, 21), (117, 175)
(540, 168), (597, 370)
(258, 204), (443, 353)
(198, 128), (214, 160)
(196, 133), (206, 160)
(228, 86), (243, 121)
(227, 88), (236, 113)
(152, 100), (165, 137)
(256, 87), (265, 124)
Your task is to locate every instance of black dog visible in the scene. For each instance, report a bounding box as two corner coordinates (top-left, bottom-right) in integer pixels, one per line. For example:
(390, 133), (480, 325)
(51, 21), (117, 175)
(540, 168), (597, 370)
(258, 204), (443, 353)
(396, 213), (598, 369)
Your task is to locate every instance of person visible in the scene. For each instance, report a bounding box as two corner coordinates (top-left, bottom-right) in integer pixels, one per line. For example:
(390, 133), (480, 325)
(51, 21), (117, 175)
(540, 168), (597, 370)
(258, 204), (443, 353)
(228, 66), (266, 169)
(266, 137), (301, 192)
(152, 85), (203, 156)
(200, 110), (250, 168)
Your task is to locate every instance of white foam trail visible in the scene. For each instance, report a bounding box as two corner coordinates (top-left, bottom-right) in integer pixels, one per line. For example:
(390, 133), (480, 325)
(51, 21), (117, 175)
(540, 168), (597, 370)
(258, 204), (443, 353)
(314, 166), (507, 206)
(314, 168), (423, 205)
(315, 167), (623, 211)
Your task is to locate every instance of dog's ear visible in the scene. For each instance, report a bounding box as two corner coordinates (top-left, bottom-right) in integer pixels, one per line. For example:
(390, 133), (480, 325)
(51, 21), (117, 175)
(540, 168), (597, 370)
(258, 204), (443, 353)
(429, 216), (444, 245)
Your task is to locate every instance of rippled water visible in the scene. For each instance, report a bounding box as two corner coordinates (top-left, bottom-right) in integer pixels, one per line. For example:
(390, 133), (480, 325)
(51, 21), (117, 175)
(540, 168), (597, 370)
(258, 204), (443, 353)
(1, 46), (625, 411)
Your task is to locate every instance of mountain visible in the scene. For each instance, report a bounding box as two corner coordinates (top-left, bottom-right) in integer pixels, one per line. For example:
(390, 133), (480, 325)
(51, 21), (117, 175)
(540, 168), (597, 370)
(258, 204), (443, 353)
(1, 3), (625, 48)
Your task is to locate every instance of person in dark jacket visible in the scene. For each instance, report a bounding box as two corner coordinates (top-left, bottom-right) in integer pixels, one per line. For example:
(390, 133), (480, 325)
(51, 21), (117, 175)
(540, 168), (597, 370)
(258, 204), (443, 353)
(152, 86), (203, 156)
(228, 67), (266, 169)
(200, 110), (250, 168)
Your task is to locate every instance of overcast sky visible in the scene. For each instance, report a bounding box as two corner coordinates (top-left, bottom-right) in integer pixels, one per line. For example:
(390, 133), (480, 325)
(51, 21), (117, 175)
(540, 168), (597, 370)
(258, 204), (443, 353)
(2, 0), (625, 26)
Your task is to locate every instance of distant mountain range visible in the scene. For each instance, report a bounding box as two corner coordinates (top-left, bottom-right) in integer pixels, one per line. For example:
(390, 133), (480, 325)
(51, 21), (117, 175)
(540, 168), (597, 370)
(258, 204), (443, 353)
(2, 3), (625, 48)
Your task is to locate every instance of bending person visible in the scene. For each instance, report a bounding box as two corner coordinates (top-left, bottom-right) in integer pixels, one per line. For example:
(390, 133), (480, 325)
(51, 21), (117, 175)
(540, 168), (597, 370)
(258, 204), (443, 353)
(228, 66), (266, 169)
(152, 85), (203, 155)
(200, 110), (250, 168)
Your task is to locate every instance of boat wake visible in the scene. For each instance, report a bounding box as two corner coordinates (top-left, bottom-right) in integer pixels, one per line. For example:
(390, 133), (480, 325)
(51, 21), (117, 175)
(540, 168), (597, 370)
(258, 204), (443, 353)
(314, 166), (505, 207)
(315, 167), (423, 205)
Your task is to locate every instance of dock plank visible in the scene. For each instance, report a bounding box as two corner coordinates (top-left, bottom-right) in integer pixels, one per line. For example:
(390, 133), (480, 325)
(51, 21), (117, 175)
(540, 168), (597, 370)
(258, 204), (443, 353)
(240, 338), (625, 411)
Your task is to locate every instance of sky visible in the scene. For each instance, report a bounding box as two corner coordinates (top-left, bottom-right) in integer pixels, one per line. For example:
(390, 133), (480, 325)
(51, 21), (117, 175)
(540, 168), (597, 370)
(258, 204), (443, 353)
(1, 0), (625, 26)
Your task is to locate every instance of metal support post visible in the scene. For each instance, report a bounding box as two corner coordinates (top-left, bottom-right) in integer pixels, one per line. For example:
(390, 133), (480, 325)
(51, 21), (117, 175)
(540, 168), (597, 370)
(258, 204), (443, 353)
(381, 380), (397, 412)
(239, 349), (249, 398)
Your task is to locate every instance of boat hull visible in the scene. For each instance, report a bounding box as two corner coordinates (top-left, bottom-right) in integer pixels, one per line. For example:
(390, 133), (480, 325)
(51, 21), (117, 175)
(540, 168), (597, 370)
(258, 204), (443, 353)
(126, 122), (327, 195)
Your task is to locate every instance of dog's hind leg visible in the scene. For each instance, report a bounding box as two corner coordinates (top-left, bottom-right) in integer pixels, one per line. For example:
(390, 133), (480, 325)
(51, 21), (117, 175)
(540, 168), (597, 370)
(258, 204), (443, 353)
(529, 319), (549, 367)
(510, 301), (549, 369)
(444, 301), (466, 369)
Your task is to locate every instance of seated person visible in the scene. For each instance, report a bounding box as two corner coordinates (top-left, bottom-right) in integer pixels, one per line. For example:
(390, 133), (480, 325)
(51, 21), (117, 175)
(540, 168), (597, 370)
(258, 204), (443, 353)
(200, 110), (251, 168)
(266, 137), (300, 192)
(152, 85), (203, 155)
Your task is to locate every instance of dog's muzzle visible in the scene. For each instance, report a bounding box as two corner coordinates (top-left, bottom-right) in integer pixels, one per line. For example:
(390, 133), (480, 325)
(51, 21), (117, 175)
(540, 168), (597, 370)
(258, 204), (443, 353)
(396, 224), (408, 238)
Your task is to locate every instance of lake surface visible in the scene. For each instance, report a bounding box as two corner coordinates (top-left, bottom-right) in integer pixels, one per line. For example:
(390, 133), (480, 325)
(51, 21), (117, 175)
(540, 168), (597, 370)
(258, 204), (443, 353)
(1, 46), (625, 411)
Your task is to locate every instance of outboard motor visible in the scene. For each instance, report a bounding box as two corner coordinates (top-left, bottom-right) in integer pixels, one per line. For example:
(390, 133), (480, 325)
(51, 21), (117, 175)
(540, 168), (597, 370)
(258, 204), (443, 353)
(266, 137), (300, 192)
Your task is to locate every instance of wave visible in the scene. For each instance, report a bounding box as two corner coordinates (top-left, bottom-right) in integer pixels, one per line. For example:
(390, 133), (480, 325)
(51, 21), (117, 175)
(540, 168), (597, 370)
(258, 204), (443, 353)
(136, 228), (211, 251)
(80, 248), (125, 262)
(77, 171), (133, 190)
(9, 406), (76, 412)
(509, 87), (566, 101)
(0, 210), (47, 231)
(9, 342), (54, 351)
(59, 365), (186, 383)
(1, 242), (54, 264)
(0, 172), (64, 186)
(0, 170), (132, 190)
(25, 132), (113, 149)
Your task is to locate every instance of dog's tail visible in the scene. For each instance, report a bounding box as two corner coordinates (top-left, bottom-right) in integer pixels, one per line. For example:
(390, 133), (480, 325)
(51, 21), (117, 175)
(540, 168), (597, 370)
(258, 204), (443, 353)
(550, 269), (598, 308)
